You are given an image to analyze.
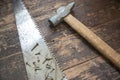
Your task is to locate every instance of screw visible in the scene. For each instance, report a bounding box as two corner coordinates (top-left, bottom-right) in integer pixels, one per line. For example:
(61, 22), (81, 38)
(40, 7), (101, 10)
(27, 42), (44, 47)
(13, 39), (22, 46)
(31, 43), (39, 51)
(46, 64), (51, 69)
(37, 60), (40, 62)
(42, 57), (53, 64)
(35, 52), (41, 55)
(26, 62), (31, 67)
(50, 68), (55, 73)
(34, 67), (41, 71)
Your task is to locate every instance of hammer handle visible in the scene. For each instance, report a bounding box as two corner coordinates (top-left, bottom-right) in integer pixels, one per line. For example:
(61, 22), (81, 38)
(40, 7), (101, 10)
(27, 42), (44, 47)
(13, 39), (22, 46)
(64, 14), (120, 68)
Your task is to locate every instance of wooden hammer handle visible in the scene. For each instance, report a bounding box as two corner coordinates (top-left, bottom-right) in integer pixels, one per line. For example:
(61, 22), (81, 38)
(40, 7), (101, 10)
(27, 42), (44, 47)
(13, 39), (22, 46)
(64, 14), (120, 68)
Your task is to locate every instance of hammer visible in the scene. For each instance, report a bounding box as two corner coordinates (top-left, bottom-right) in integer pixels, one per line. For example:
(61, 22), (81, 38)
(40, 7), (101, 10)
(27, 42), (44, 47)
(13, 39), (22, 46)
(49, 2), (120, 69)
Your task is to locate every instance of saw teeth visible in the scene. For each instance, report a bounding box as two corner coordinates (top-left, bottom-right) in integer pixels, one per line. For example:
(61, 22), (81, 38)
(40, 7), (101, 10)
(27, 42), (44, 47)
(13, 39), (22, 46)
(41, 35), (67, 79)
(30, 14), (67, 80)
(30, 14), (67, 79)
(14, 0), (67, 79)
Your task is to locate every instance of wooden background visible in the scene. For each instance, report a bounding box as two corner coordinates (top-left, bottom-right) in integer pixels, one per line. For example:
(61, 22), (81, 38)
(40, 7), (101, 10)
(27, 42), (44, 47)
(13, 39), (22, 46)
(0, 0), (120, 80)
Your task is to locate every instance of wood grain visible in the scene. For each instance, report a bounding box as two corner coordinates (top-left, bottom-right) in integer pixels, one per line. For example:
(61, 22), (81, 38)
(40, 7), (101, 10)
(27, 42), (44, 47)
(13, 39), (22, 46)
(0, 0), (120, 80)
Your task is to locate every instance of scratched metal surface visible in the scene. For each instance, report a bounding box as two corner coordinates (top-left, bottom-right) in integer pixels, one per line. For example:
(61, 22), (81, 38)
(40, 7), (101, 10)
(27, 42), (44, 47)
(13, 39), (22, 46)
(13, 0), (66, 80)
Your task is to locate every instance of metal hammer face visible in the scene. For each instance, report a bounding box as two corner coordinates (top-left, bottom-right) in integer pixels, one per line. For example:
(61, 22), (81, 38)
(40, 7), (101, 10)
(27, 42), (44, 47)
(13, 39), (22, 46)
(49, 2), (75, 26)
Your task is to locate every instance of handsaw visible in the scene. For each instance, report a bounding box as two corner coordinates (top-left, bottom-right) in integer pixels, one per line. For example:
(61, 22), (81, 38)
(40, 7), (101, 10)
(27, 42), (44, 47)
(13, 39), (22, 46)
(13, 0), (67, 80)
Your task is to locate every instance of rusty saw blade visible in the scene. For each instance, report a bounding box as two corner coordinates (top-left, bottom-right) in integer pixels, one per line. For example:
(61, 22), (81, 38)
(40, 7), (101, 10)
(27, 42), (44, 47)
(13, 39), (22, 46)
(13, 0), (67, 80)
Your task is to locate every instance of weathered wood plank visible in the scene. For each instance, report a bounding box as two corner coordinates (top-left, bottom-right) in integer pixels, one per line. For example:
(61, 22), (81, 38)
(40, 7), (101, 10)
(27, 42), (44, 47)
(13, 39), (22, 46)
(92, 18), (120, 51)
(48, 31), (99, 70)
(24, 0), (120, 27)
(64, 57), (120, 80)
(0, 53), (27, 80)
(0, 29), (21, 58)
(0, 0), (13, 18)
(73, 0), (120, 27)
(0, 0), (120, 80)
(0, 1), (27, 80)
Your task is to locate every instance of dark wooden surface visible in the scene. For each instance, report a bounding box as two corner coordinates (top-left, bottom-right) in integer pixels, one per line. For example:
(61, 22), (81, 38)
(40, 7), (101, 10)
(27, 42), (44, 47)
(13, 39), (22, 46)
(0, 0), (120, 80)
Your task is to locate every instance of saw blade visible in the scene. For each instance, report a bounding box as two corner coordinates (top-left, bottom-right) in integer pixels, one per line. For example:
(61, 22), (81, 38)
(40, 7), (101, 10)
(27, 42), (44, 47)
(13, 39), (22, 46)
(13, 0), (67, 80)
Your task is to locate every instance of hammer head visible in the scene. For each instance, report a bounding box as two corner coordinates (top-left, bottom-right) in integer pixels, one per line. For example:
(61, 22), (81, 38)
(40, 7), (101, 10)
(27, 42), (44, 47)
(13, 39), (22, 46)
(49, 2), (75, 26)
